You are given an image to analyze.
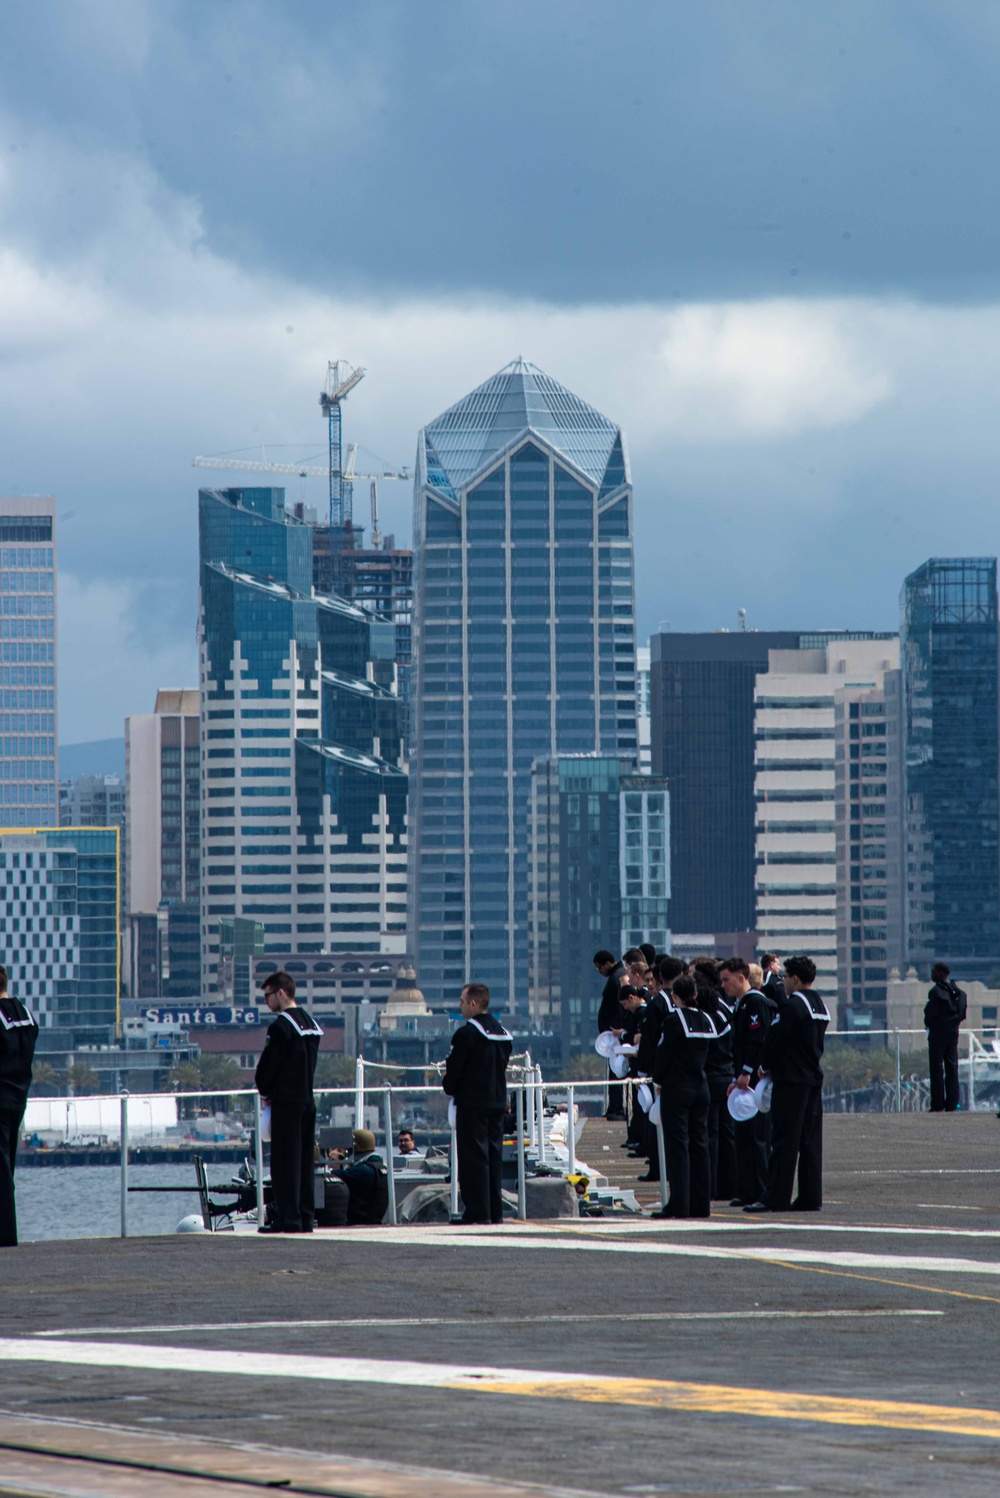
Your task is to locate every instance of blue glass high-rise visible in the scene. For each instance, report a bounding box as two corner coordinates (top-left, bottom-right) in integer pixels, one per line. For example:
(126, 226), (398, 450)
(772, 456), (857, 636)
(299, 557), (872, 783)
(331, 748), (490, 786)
(410, 361), (637, 1013)
(198, 487), (407, 998)
(901, 557), (1000, 978)
(0, 497), (57, 828)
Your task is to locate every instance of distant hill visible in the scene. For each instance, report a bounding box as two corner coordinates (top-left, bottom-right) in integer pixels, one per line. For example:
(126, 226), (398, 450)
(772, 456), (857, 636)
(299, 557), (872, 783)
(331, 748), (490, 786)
(59, 737), (126, 781)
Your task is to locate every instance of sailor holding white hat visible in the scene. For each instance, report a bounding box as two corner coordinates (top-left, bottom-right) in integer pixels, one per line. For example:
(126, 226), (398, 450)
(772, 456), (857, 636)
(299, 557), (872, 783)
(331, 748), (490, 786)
(632, 956), (687, 1183)
(744, 955), (830, 1214)
(719, 957), (777, 1208)
(651, 974), (715, 1219)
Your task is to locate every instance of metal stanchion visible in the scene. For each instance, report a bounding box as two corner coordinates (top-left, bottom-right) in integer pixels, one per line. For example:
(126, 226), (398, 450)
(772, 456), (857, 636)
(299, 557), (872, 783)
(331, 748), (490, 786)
(354, 1056), (365, 1129)
(654, 1104), (669, 1212)
(894, 1030), (902, 1113)
(969, 1032), (977, 1112)
(515, 1086), (527, 1220)
(567, 1084), (576, 1178)
(525, 1053), (536, 1153)
(119, 1092), (129, 1239)
(450, 1118), (460, 1220)
(535, 1067), (546, 1164)
(253, 1091), (266, 1229)
(383, 1087), (398, 1225)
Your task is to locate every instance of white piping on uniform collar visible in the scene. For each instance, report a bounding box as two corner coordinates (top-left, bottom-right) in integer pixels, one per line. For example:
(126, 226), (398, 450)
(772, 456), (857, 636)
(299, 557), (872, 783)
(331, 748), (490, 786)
(675, 1006), (715, 1038)
(277, 1008), (324, 1037)
(0, 999), (35, 1030)
(467, 1017), (512, 1041)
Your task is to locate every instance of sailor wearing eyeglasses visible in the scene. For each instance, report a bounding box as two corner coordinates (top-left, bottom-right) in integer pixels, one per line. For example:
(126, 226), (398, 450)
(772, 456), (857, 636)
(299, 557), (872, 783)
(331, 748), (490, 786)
(255, 970), (323, 1234)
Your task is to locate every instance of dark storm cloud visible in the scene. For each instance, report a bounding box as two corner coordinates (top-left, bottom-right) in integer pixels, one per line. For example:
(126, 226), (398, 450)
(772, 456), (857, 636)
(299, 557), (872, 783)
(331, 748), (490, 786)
(2, 0), (999, 304)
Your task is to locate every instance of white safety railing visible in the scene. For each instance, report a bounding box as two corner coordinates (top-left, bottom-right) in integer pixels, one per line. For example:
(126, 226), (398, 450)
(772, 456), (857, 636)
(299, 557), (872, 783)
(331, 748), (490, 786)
(29, 1028), (998, 1237)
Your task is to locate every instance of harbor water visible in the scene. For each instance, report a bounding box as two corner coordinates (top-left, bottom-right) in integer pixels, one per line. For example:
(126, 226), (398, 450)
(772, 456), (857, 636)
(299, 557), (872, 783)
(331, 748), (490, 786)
(16, 1163), (217, 1241)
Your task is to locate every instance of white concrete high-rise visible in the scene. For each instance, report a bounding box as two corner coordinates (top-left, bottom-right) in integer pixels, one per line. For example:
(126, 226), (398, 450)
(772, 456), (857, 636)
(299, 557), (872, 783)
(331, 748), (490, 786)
(754, 635), (898, 1018)
(125, 690), (200, 917)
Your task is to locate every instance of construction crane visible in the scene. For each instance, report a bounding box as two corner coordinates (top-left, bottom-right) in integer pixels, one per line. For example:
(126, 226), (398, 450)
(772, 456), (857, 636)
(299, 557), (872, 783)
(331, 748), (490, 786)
(370, 478), (382, 550)
(319, 359), (365, 530)
(192, 360), (409, 534)
(191, 445), (406, 483)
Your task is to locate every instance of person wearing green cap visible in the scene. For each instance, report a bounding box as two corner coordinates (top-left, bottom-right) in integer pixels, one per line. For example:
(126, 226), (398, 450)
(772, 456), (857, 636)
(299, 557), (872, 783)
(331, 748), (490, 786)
(335, 1129), (390, 1224)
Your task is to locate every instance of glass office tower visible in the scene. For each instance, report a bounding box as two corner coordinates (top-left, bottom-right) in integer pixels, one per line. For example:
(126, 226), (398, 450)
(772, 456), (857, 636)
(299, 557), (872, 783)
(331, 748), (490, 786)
(0, 826), (119, 1029)
(0, 497), (57, 828)
(650, 631), (801, 936)
(528, 755), (667, 1054)
(198, 487), (407, 998)
(901, 557), (1000, 978)
(410, 360), (637, 1013)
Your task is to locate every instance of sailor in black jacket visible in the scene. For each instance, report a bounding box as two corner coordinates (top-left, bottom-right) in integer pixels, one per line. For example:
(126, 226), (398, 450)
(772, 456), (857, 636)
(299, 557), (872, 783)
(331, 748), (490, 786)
(924, 962), (967, 1112)
(0, 966), (38, 1248)
(442, 983), (512, 1224)
(695, 983), (737, 1202)
(633, 957), (687, 1183)
(652, 975), (714, 1218)
(594, 951), (627, 1120)
(255, 970), (323, 1234)
(746, 955), (830, 1213)
(720, 957), (777, 1207)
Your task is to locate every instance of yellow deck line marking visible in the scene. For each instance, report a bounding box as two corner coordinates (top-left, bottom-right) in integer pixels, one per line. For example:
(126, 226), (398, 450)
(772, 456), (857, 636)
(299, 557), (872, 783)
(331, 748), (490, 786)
(2, 1339), (999, 1442)
(750, 1254), (1000, 1308)
(478, 1375), (1000, 1439)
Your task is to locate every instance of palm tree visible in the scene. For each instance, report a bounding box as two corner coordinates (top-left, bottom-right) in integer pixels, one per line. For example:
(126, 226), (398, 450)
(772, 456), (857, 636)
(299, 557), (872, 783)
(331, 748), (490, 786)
(64, 1061), (100, 1097)
(314, 1053), (357, 1090)
(167, 1061), (203, 1094)
(557, 1054), (607, 1081)
(30, 1062), (61, 1097)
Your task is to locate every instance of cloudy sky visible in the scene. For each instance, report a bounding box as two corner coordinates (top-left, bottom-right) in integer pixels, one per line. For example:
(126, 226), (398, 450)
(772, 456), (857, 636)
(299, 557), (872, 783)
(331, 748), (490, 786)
(2, 1), (999, 741)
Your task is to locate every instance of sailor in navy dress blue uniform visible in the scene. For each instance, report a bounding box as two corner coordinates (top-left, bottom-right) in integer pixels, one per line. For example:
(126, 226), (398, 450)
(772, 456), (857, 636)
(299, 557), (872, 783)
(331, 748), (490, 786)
(720, 957), (777, 1206)
(746, 955), (830, 1213)
(442, 983), (512, 1224)
(0, 969), (38, 1248)
(255, 970), (323, 1233)
(652, 974), (715, 1219)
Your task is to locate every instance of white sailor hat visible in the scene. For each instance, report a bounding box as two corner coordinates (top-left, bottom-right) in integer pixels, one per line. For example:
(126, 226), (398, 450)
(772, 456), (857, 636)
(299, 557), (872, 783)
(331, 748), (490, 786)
(754, 1077), (774, 1114)
(727, 1087), (760, 1122)
(448, 1098), (457, 1128)
(609, 1051), (630, 1078)
(595, 1030), (620, 1059)
(637, 1081), (654, 1114)
(648, 1094), (662, 1126)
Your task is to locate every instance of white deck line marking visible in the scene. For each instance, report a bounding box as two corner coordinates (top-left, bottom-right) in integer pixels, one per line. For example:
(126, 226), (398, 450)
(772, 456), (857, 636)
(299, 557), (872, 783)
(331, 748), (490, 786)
(524, 1219), (1000, 1241)
(404, 1217), (1000, 1242)
(280, 1228), (1000, 1276)
(5, 1339), (1000, 1441)
(0, 1338), (533, 1388)
(31, 1309), (942, 1338)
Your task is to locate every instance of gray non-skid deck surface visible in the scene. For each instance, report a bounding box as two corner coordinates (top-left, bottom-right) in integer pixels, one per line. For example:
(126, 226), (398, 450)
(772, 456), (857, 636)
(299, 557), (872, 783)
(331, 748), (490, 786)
(3, 1111), (1000, 1497)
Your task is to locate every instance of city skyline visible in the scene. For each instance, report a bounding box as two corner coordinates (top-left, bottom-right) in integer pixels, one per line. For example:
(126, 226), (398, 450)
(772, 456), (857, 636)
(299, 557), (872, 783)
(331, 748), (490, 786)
(3, 6), (1000, 740)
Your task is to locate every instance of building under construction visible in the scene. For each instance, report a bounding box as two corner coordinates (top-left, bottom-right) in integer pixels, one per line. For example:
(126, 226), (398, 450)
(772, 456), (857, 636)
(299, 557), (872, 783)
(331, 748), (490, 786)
(302, 508), (412, 748)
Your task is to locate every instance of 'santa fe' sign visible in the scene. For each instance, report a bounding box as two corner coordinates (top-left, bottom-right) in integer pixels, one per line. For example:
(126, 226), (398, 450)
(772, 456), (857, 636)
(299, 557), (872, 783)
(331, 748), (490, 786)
(144, 1006), (263, 1027)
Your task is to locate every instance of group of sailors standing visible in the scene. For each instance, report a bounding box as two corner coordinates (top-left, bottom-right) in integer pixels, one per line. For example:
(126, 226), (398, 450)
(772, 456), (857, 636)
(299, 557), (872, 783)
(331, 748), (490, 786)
(595, 946), (831, 1218)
